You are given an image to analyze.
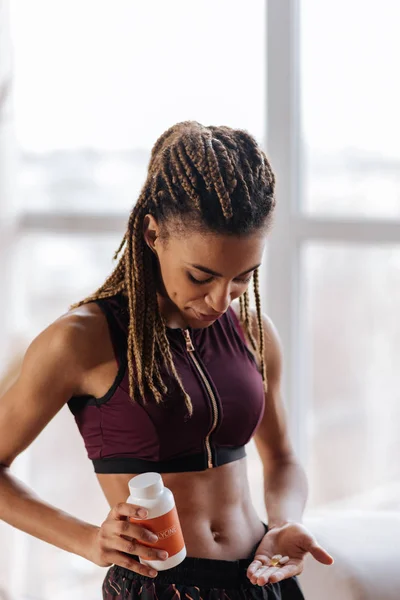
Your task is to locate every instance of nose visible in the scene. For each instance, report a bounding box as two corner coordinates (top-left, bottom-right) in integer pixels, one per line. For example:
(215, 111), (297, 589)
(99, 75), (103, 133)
(205, 284), (231, 314)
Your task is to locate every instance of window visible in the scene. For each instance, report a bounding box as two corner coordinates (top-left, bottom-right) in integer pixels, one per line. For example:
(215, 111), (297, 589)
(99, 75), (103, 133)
(304, 243), (400, 508)
(301, 0), (400, 219)
(265, 0), (400, 513)
(11, 0), (266, 216)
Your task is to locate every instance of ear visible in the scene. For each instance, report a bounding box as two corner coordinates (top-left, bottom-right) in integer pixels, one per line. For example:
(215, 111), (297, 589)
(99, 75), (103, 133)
(143, 214), (160, 253)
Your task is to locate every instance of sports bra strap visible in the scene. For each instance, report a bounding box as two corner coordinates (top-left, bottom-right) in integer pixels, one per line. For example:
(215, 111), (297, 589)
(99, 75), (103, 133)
(228, 306), (247, 345)
(227, 306), (258, 367)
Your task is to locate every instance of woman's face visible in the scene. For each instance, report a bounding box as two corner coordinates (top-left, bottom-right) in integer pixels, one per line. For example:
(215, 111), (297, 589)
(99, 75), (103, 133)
(144, 215), (267, 329)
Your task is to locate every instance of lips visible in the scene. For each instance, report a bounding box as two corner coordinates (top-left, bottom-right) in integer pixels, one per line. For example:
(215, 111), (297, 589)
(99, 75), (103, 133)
(193, 310), (224, 322)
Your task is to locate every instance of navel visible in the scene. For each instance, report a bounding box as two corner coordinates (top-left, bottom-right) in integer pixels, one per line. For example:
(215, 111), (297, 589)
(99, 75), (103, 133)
(211, 530), (221, 541)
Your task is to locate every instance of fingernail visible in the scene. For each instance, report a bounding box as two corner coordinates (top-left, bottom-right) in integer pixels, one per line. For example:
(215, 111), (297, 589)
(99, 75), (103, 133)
(149, 570), (158, 577)
(149, 533), (158, 543)
(138, 509), (148, 518)
(157, 550), (168, 560)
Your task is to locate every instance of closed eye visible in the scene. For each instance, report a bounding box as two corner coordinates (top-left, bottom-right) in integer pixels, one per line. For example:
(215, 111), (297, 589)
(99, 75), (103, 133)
(187, 273), (253, 285)
(187, 273), (213, 285)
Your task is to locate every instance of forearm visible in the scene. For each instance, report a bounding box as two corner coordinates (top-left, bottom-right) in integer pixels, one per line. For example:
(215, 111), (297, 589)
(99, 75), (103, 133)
(0, 466), (99, 560)
(263, 459), (308, 529)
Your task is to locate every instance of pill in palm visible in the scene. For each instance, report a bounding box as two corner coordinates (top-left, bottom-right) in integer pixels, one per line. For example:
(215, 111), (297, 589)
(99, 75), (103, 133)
(269, 558), (281, 567)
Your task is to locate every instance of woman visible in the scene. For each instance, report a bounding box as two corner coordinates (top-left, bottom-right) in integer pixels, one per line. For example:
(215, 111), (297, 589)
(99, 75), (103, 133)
(0, 122), (333, 599)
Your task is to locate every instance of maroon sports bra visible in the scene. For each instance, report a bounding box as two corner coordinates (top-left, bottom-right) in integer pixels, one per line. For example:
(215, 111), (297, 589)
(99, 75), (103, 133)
(68, 293), (265, 473)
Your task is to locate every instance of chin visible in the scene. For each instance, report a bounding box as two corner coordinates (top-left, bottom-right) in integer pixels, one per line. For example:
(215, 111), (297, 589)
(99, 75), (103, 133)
(185, 310), (220, 328)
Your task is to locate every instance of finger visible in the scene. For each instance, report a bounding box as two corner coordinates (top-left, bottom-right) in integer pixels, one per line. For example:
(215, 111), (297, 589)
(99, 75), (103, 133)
(254, 554), (269, 562)
(114, 537), (169, 562)
(308, 542), (335, 565)
(248, 554), (270, 572)
(247, 554), (272, 577)
(111, 502), (148, 521)
(268, 564), (301, 584)
(115, 520), (158, 545)
(252, 565), (280, 586)
(105, 551), (158, 578)
(247, 559), (263, 577)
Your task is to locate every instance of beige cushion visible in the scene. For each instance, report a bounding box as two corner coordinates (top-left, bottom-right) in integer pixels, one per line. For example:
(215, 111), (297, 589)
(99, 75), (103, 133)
(299, 510), (400, 599)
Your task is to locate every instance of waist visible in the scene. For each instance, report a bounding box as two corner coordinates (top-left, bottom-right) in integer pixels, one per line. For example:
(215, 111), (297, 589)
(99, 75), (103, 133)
(98, 456), (265, 560)
(110, 522), (269, 588)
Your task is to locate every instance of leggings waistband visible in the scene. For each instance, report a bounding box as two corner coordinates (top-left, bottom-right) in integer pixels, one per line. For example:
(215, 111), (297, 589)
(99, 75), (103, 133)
(114, 522), (269, 589)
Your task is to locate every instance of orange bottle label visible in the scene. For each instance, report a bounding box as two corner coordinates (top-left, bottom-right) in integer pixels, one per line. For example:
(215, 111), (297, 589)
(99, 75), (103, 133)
(129, 505), (185, 557)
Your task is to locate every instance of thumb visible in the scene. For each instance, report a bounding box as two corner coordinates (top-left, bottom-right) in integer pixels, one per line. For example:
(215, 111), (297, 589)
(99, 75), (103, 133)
(308, 541), (335, 565)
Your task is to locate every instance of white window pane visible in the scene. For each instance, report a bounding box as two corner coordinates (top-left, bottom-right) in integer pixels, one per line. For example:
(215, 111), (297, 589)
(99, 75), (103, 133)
(17, 151), (149, 214)
(301, 0), (400, 218)
(12, 407), (108, 600)
(11, 232), (122, 337)
(304, 243), (400, 510)
(11, 0), (266, 214)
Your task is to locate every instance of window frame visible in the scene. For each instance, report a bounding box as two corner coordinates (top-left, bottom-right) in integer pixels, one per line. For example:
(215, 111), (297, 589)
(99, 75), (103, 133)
(264, 0), (400, 465)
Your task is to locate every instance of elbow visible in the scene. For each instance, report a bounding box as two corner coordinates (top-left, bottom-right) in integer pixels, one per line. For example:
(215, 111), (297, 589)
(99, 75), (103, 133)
(262, 453), (303, 475)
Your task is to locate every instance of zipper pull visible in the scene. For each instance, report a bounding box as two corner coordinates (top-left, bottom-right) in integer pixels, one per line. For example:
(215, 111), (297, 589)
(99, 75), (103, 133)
(182, 329), (195, 352)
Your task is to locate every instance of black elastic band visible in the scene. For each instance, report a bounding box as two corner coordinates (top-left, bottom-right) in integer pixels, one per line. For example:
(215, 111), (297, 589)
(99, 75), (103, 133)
(93, 445), (246, 474)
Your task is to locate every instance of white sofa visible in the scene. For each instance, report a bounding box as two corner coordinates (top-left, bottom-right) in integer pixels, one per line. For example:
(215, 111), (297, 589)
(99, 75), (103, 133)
(299, 510), (400, 599)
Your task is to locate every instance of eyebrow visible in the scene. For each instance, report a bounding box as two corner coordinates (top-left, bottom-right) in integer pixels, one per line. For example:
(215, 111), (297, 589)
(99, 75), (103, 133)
(188, 263), (261, 277)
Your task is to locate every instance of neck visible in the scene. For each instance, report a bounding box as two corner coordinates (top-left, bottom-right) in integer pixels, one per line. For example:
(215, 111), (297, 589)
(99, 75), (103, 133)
(157, 293), (189, 329)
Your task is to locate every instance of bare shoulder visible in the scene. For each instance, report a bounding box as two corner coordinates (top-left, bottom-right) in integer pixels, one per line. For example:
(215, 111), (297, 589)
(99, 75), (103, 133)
(54, 301), (108, 359)
(0, 302), (109, 467)
(13, 301), (109, 399)
(56, 300), (105, 331)
(41, 302), (107, 372)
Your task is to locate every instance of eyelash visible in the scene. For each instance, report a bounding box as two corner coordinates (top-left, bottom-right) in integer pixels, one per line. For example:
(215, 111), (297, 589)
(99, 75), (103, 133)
(187, 273), (252, 285)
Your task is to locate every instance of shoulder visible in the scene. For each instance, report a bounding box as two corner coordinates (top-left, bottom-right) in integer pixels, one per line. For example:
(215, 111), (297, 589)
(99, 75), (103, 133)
(48, 301), (106, 357)
(0, 302), (112, 467)
(55, 301), (107, 344)
(230, 301), (282, 378)
(23, 301), (110, 396)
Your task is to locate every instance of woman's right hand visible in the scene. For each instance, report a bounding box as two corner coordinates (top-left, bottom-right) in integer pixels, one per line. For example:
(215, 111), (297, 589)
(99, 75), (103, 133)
(88, 502), (169, 577)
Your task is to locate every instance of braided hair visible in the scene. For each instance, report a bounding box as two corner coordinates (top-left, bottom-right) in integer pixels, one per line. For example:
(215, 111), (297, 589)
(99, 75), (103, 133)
(72, 121), (276, 416)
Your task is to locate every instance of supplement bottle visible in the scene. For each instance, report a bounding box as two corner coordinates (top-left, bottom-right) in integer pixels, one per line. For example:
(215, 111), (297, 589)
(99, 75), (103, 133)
(127, 472), (186, 570)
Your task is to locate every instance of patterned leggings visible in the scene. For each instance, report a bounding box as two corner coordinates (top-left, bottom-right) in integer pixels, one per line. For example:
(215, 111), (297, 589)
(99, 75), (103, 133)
(102, 523), (305, 600)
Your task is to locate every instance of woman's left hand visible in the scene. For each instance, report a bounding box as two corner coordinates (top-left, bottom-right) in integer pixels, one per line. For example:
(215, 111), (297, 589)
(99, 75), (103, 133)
(247, 522), (334, 586)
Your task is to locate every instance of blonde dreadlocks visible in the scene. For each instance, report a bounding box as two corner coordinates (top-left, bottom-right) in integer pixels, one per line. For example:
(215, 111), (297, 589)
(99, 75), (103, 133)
(71, 121), (276, 416)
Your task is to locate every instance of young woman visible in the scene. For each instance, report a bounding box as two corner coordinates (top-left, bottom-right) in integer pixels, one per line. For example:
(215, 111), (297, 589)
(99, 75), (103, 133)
(0, 122), (333, 599)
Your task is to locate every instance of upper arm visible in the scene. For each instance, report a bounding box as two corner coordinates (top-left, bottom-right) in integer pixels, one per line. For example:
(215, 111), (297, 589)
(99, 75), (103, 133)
(0, 315), (88, 468)
(252, 313), (297, 469)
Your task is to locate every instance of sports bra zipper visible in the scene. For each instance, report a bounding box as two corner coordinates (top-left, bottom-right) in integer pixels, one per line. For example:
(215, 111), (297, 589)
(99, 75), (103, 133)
(182, 329), (219, 468)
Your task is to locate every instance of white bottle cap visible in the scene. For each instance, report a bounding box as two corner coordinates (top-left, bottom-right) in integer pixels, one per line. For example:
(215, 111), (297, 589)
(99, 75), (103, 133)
(128, 472), (164, 500)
